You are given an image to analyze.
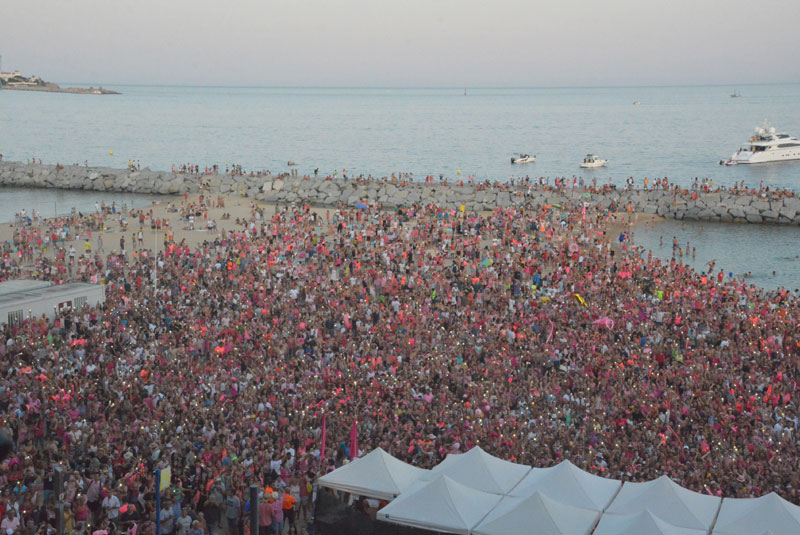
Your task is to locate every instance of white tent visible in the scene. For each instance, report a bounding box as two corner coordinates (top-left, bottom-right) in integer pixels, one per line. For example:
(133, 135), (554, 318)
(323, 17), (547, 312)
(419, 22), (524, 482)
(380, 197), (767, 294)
(425, 446), (531, 495)
(317, 447), (430, 500)
(712, 492), (800, 534)
(594, 510), (709, 535)
(507, 460), (621, 511)
(376, 475), (502, 535)
(472, 491), (600, 535)
(605, 475), (722, 531)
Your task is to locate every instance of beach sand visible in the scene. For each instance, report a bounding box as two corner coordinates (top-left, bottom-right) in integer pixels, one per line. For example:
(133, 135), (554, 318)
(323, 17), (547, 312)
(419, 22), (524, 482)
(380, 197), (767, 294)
(0, 193), (664, 265)
(0, 194), (327, 259)
(606, 211), (664, 250)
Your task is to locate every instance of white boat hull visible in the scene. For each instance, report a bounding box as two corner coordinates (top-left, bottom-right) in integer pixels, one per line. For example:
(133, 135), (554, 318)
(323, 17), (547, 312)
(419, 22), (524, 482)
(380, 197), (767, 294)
(511, 157), (536, 164)
(732, 149), (800, 164)
(580, 160), (607, 168)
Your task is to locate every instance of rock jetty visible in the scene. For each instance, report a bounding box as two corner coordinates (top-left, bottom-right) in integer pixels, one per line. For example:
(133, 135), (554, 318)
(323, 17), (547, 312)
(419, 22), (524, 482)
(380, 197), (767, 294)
(2, 161), (799, 225)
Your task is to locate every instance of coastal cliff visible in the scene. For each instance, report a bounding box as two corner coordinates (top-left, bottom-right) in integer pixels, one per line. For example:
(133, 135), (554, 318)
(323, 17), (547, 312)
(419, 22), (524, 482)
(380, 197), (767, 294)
(1, 161), (799, 224)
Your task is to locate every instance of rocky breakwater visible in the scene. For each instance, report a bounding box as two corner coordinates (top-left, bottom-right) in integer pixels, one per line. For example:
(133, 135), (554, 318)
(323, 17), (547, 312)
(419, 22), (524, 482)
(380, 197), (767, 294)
(2, 161), (800, 225)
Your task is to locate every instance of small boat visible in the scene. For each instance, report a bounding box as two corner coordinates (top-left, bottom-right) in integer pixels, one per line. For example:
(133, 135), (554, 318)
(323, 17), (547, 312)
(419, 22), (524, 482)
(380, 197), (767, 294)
(511, 154), (536, 164)
(730, 90), (742, 98)
(579, 154), (607, 168)
(633, 101), (641, 105)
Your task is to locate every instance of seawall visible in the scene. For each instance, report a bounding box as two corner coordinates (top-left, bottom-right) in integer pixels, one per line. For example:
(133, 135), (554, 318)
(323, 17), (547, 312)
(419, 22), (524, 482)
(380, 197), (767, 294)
(2, 161), (799, 225)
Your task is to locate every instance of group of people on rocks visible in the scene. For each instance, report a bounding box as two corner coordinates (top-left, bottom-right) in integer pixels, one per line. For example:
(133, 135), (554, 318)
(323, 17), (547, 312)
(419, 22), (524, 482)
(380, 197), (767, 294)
(1, 189), (799, 535)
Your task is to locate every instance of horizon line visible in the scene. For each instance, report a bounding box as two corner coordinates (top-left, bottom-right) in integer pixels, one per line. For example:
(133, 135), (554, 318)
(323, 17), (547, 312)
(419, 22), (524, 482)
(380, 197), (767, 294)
(51, 81), (800, 91)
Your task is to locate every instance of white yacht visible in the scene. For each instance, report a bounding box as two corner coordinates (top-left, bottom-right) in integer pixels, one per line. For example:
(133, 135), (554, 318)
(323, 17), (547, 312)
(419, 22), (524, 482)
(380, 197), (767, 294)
(728, 121), (800, 164)
(511, 154), (536, 164)
(580, 154), (607, 168)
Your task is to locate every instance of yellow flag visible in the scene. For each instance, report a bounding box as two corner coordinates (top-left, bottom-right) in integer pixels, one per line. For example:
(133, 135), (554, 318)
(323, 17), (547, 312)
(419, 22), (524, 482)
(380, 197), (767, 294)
(460, 204), (465, 213)
(159, 466), (171, 491)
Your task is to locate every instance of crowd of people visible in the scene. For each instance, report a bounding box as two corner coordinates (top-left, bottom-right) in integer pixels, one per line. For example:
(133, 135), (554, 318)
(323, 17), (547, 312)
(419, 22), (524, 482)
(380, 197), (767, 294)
(0, 191), (799, 535)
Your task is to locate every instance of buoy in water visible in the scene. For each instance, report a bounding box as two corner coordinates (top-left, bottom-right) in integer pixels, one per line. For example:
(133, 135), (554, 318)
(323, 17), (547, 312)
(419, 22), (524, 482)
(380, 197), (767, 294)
(109, 151), (114, 156)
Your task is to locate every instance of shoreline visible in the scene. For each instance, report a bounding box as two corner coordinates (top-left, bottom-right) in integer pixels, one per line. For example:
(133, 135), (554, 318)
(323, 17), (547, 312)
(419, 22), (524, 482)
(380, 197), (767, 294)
(1, 160), (799, 225)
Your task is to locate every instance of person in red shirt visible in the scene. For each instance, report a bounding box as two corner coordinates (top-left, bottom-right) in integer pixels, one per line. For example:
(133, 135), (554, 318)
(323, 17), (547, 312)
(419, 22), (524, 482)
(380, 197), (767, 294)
(257, 494), (273, 535)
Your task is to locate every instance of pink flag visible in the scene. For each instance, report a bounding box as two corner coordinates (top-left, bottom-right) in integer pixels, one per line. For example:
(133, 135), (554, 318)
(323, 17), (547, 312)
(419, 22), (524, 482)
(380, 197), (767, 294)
(349, 419), (358, 461)
(320, 414), (327, 463)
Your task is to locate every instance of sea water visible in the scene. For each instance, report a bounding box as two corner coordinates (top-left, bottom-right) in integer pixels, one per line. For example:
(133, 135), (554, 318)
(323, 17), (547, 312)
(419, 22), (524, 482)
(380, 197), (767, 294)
(1, 84), (799, 287)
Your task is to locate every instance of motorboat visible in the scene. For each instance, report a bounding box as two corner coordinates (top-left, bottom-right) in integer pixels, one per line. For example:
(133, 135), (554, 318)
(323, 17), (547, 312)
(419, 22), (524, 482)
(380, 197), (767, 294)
(730, 90), (742, 98)
(728, 121), (800, 164)
(579, 154), (607, 168)
(511, 154), (536, 164)
(633, 100), (641, 105)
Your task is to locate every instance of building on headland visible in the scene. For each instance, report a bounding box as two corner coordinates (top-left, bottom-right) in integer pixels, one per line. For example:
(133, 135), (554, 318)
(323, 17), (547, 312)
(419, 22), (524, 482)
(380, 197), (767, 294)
(0, 65), (120, 94)
(0, 70), (45, 87)
(0, 280), (105, 325)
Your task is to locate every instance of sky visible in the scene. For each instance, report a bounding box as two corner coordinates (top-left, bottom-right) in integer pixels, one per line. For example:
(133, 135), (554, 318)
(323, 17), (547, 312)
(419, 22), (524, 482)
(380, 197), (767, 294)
(2, 0), (799, 87)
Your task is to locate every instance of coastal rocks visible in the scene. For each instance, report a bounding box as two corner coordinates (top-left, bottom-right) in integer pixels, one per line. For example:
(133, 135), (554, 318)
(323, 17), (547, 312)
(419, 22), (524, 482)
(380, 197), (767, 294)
(729, 206), (746, 219)
(779, 206), (797, 221)
(2, 161), (800, 225)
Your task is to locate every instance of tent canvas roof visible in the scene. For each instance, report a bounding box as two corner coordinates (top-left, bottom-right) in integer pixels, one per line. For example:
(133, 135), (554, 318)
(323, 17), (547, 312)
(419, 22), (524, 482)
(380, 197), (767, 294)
(594, 510), (709, 535)
(472, 491), (600, 535)
(508, 460), (621, 511)
(317, 447), (429, 500)
(606, 476), (722, 531)
(605, 475), (722, 531)
(376, 475), (502, 535)
(425, 446), (531, 495)
(712, 492), (800, 534)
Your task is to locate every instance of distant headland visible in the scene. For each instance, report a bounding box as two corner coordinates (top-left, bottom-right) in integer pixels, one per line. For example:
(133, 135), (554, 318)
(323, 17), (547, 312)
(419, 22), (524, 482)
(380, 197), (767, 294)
(0, 70), (120, 95)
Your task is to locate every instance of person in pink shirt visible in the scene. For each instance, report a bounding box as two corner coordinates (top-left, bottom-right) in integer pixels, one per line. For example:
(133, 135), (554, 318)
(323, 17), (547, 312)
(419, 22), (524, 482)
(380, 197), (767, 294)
(257, 494), (273, 535)
(270, 493), (283, 535)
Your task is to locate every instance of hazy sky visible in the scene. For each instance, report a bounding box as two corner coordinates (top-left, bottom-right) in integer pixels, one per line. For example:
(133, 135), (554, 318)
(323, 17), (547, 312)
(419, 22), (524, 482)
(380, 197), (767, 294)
(2, 0), (799, 87)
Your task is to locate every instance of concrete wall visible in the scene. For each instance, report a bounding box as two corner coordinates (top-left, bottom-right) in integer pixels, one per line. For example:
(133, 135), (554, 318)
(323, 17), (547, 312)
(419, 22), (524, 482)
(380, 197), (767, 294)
(2, 161), (799, 225)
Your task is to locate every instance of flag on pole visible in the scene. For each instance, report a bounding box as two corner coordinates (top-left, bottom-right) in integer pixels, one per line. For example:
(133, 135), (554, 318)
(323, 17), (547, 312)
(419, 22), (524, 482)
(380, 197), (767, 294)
(159, 466), (171, 491)
(349, 419), (358, 461)
(320, 414), (327, 463)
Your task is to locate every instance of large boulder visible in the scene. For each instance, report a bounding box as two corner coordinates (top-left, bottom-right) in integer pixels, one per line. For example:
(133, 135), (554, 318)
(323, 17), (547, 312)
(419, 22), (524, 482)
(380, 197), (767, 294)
(729, 206), (745, 219)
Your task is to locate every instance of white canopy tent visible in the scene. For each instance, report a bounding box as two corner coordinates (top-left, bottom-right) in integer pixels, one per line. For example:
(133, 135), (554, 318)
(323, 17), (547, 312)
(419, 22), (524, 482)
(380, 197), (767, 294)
(317, 447), (430, 500)
(507, 460), (621, 511)
(605, 475), (722, 531)
(712, 492), (800, 534)
(376, 475), (502, 535)
(424, 446), (531, 495)
(472, 491), (600, 535)
(594, 510), (709, 535)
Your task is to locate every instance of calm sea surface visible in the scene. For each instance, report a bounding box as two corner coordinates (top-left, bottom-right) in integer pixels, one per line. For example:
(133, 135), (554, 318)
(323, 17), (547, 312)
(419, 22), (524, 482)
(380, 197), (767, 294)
(1, 84), (799, 288)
